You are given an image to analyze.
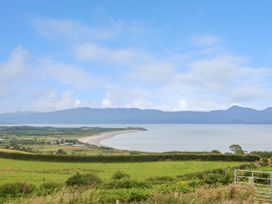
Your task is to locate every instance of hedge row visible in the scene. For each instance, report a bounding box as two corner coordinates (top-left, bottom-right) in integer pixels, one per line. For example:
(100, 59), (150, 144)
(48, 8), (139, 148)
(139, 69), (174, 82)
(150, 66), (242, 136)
(0, 151), (260, 163)
(177, 163), (256, 180)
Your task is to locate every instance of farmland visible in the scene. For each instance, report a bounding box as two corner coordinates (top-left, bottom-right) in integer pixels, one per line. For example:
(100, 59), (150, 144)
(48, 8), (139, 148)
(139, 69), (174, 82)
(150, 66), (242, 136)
(0, 126), (261, 203)
(0, 158), (245, 185)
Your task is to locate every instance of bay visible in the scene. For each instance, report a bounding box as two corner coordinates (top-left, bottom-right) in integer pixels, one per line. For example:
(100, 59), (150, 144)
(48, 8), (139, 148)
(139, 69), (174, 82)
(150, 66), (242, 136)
(101, 124), (272, 152)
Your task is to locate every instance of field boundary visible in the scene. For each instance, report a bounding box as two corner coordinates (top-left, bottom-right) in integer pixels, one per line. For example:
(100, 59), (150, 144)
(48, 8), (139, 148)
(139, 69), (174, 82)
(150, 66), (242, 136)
(0, 151), (260, 163)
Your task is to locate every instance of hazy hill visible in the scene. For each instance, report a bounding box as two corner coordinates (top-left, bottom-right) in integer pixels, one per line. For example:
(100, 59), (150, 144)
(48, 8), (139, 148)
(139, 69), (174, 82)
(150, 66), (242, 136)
(0, 106), (272, 124)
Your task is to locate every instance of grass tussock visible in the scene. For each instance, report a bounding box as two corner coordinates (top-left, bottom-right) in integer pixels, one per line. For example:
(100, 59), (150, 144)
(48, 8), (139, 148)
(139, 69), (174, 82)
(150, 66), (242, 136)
(5, 184), (255, 204)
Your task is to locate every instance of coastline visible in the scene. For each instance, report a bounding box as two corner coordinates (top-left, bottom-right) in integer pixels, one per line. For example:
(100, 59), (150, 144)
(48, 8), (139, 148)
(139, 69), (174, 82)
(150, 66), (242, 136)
(78, 129), (144, 147)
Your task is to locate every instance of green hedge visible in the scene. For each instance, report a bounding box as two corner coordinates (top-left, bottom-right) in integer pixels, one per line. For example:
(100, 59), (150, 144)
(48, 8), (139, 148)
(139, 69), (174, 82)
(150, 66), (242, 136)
(177, 163), (256, 181)
(0, 151), (260, 163)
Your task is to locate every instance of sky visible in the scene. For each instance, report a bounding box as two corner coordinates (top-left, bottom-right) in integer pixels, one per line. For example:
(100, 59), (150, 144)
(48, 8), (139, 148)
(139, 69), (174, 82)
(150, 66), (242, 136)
(0, 0), (272, 113)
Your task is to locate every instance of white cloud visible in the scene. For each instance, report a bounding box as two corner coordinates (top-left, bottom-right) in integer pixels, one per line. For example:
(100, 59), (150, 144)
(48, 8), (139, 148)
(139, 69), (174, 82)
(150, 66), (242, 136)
(102, 98), (114, 108)
(75, 42), (175, 84)
(32, 17), (149, 44)
(32, 18), (115, 42)
(192, 34), (222, 46)
(27, 90), (85, 112)
(0, 46), (96, 112)
(0, 46), (29, 82)
(0, 46), (31, 101)
(160, 55), (272, 110)
(127, 62), (174, 83)
(38, 58), (95, 90)
(75, 43), (136, 65)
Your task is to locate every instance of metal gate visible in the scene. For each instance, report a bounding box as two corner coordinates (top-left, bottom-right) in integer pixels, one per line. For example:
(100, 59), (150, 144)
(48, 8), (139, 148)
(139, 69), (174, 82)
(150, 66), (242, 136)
(234, 169), (272, 203)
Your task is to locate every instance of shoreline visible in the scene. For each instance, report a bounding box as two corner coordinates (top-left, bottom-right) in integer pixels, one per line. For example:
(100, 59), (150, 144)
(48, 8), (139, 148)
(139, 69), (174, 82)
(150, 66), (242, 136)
(78, 129), (144, 147)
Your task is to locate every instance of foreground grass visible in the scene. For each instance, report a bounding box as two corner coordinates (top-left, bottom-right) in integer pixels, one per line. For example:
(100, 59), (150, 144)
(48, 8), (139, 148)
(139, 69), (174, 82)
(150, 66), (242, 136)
(5, 184), (254, 204)
(0, 158), (245, 185)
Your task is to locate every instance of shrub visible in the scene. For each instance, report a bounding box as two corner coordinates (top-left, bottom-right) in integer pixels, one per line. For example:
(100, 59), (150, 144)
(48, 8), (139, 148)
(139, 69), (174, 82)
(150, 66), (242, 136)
(202, 169), (233, 185)
(146, 176), (174, 185)
(103, 178), (149, 189)
(203, 173), (220, 185)
(260, 158), (270, 166)
(97, 188), (150, 202)
(112, 170), (130, 180)
(0, 182), (36, 197)
(187, 179), (203, 188)
(56, 149), (66, 155)
(39, 182), (62, 195)
(66, 173), (102, 187)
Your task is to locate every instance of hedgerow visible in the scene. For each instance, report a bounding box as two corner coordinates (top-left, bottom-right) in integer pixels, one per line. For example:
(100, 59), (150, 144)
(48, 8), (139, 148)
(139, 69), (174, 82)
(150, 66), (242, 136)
(0, 151), (260, 163)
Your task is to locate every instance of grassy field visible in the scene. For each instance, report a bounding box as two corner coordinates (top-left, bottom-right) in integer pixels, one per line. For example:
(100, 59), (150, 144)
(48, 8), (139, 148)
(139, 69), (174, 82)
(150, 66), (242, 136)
(0, 148), (32, 154)
(0, 158), (245, 185)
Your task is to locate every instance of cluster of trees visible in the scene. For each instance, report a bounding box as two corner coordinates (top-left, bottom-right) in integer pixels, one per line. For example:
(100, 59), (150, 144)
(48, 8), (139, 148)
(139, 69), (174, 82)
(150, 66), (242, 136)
(53, 139), (81, 145)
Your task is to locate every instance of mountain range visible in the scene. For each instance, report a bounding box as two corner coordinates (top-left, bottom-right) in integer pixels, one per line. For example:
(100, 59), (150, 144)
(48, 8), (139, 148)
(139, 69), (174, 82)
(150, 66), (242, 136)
(0, 106), (272, 124)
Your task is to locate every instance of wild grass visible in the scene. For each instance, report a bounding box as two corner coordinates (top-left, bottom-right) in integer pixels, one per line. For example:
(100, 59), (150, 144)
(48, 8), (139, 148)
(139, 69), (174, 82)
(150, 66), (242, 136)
(4, 184), (254, 204)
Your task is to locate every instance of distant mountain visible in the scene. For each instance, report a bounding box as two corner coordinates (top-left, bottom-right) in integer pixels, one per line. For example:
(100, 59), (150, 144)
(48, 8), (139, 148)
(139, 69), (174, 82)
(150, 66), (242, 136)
(0, 106), (272, 124)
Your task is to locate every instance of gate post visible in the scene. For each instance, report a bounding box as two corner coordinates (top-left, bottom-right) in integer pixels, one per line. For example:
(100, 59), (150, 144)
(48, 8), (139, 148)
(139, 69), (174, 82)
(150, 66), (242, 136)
(234, 169), (237, 184)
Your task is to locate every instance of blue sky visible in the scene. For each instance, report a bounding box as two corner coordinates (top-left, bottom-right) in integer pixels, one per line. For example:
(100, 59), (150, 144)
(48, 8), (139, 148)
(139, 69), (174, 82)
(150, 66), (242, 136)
(0, 0), (272, 113)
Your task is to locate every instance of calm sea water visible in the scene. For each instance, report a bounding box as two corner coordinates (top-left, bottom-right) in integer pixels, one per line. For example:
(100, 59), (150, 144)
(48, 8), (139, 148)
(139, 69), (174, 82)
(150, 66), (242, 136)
(4, 124), (272, 152)
(101, 124), (272, 152)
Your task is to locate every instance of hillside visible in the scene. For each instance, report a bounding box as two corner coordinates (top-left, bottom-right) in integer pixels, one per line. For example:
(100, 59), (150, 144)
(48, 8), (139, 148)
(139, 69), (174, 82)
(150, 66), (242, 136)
(0, 106), (272, 124)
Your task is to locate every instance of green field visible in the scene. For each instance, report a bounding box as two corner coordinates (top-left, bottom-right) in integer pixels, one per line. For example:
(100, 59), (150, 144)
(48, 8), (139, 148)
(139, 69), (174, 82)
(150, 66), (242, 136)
(0, 158), (245, 185)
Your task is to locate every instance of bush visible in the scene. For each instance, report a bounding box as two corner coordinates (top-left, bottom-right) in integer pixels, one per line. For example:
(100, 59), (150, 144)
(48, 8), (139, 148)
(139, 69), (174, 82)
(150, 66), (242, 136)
(97, 188), (150, 202)
(39, 182), (62, 195)
(203, 173), (220, 185)
(112, 170), (130, 180)
(0, 182), (36, 197)
(177, 164), (255, 184)
(66, 173), (102, 187)
(202, 169), (233, 185)
(56, 149), (67, 155)
(260, 158), (270, 166)
(103, 178), (149, 189)
(187, 179), (203, 188)
(146, 176), (174, 185)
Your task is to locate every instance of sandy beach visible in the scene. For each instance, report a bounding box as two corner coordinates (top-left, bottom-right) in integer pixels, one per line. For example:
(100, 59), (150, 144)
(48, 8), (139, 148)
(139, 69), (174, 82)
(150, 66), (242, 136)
(78, 129), (144, 147)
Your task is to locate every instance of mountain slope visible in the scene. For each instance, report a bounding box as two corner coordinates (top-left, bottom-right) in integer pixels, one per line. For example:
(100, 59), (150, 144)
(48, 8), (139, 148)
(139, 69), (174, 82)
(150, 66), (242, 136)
(0, 106), (271, 124)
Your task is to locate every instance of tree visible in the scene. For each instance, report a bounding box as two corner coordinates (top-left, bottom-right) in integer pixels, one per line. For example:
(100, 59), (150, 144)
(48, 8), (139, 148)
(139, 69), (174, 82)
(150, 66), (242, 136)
(229, 144), (244, 155)
(56, 149), (66, 155)
(211, 150), (221, 154)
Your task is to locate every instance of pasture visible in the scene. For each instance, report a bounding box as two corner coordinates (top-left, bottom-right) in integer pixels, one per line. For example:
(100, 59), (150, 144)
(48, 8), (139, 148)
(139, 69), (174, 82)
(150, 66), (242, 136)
(0, 158), (245, 185)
